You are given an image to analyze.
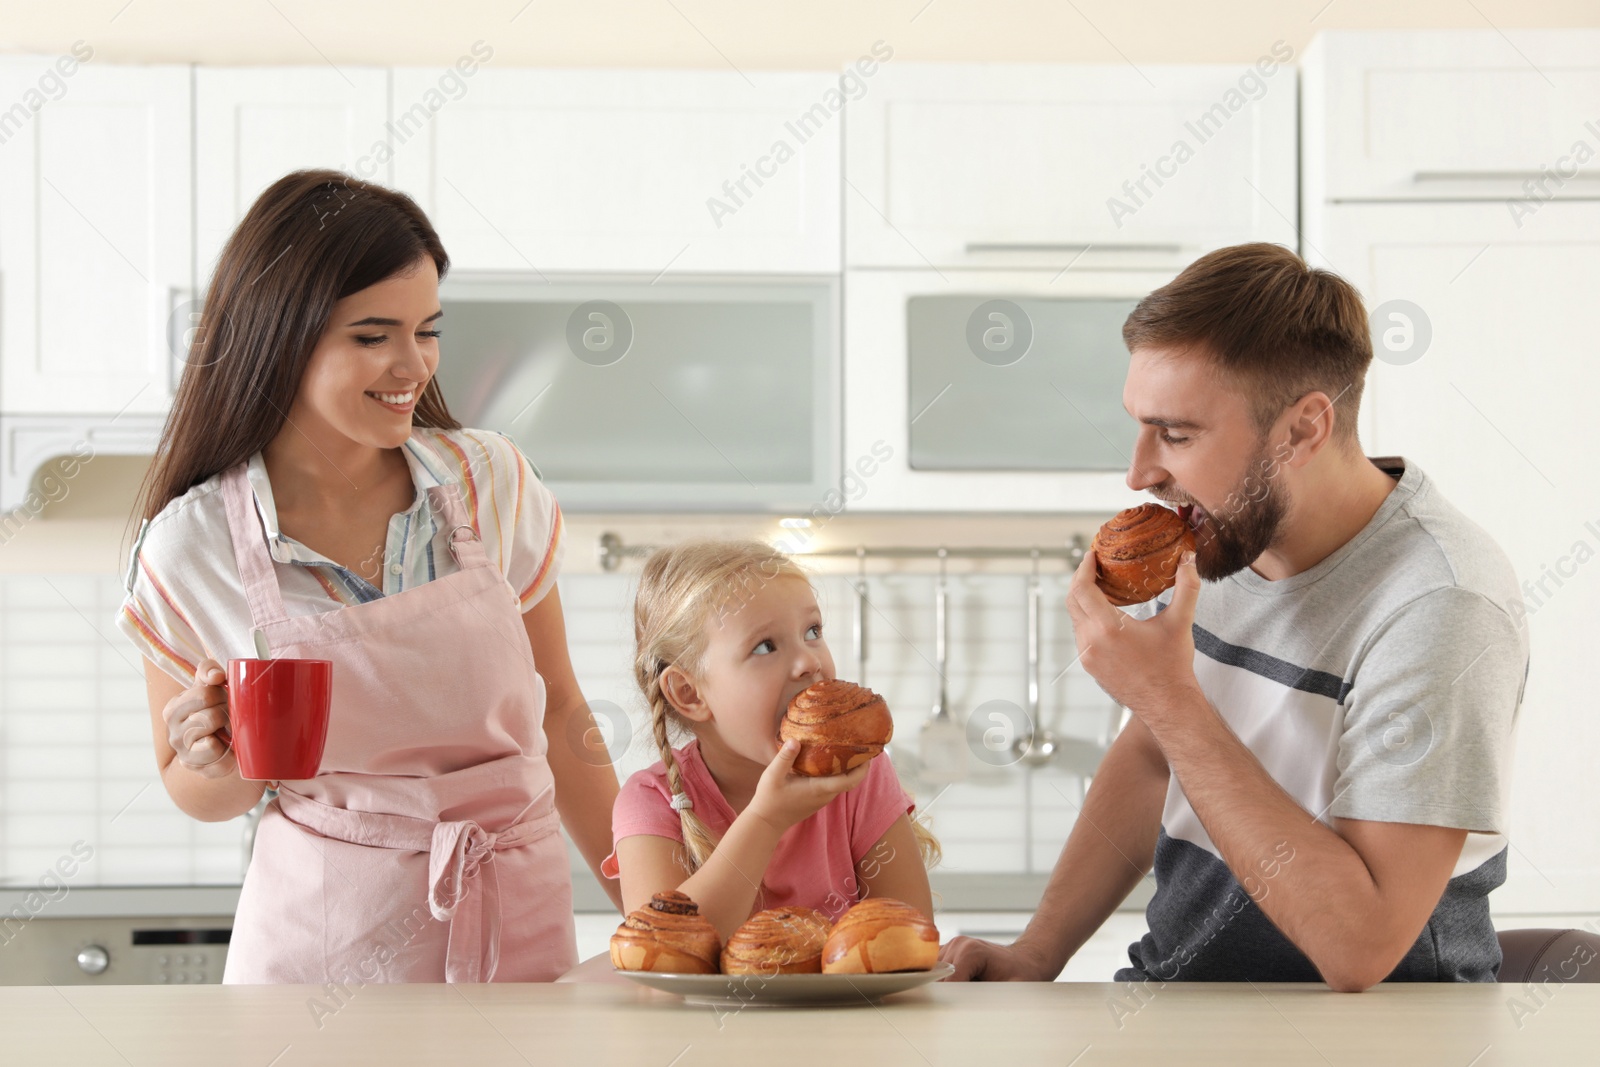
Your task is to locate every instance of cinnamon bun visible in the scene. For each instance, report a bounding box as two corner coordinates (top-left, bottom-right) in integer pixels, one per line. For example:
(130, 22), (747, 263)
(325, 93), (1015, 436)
(609, 890), (722, 974)
(820, 898), (940, 974)
(779, 679), (893, 777)
(1091, 503), (1196, 606)
(721, 906), (833, 975)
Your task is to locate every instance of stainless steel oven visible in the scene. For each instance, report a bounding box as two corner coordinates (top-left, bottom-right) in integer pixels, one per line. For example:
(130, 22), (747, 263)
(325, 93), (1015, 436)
(0, 888), (237, 986)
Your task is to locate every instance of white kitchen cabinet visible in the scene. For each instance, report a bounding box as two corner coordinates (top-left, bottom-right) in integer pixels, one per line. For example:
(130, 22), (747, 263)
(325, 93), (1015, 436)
(194, 67), (390, 283)
(1302, 29), (1600, 913)
(389, 68), (841, 274)
(1302, 29), (1600, 206)
(436, 274), (838, 512)
(844, 62), (1298, 269)
(0, 59), (190, 417)
(1311, 200), (1600, 913)
(842, 267), (1173, 514)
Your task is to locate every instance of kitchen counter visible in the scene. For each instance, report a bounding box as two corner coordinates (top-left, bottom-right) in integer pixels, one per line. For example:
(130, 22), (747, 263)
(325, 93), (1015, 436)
(1, 979), (1585, 1066)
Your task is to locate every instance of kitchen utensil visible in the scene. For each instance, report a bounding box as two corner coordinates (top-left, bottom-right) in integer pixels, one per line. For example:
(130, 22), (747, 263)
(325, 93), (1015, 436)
(224, 658), (333, 780)
(1016, 550), (1057, 768)
(919, 550), (968, 783)
(854, 546), (869, 685)
(616, 962), (955, 1007)
(252, 628), (271, 660)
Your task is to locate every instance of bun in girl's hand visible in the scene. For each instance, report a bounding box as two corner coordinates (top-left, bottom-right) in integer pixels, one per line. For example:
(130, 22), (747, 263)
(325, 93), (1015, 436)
(779, 679), (893, 777)
(1091, 503), (1196, 606)
(609, 890), (721, 974)
(821, 898), (939, 974)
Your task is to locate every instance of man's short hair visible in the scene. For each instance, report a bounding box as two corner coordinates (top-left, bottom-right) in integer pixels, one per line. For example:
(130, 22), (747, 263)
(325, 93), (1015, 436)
(1122, 242), (1373, 445)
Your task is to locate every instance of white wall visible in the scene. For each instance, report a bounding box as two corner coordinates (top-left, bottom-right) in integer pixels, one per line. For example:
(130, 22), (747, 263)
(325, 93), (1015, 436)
(1, 0), (1596, 68)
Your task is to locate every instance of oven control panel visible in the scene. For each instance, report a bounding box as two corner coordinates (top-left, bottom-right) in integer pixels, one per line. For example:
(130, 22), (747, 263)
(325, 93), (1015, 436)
(0, 916), (233, 986)
(148, 949), (224, 984)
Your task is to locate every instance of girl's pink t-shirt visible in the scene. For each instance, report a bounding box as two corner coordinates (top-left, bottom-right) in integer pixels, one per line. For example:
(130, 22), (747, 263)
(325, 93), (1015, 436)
(601, 739), (917, 920)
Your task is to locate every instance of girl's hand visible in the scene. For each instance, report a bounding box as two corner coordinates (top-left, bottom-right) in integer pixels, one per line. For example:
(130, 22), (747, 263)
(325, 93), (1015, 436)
(747, 739), (871, 835)
(162, 658), (238, 779)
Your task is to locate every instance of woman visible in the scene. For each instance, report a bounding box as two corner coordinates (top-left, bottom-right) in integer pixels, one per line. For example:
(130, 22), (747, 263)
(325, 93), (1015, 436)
(117, 169), (620, 984)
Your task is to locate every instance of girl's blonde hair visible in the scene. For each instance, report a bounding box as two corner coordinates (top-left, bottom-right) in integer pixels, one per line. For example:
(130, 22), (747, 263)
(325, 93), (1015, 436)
(633, 539), (941, 876)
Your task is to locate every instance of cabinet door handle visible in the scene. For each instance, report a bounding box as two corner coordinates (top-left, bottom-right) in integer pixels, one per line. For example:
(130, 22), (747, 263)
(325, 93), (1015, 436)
(963, 241), (1184, 254)
(1412, 170), (1600, 183)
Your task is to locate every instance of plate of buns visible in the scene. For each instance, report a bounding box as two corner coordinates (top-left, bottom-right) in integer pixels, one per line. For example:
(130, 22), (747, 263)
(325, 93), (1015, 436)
(611, 891), (951, 1007)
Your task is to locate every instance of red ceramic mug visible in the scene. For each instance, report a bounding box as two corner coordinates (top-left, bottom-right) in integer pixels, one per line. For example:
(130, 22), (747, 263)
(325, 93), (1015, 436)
(223, 658), (333, 781)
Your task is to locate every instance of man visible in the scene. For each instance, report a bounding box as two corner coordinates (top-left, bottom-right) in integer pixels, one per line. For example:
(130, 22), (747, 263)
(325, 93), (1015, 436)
(942, 243), (1527, 991)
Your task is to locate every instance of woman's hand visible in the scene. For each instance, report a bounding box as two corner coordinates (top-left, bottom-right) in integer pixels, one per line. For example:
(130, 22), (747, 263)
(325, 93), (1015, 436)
(746, 739), (871, 835)
(162, 658), (238, 779)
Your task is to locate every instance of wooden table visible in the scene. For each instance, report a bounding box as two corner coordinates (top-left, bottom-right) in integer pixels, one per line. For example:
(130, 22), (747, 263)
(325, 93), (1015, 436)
(1, 980), (1588, 1066)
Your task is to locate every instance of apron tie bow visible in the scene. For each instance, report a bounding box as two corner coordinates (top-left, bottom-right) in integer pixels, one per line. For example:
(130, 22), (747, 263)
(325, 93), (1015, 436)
(429, 820), (503, 984)
(275, 790), (558, 984)
(429, 819), (499, 919)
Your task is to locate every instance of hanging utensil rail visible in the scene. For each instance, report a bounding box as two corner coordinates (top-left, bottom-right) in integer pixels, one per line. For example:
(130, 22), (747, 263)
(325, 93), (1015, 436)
(597, 532), (1089, 571)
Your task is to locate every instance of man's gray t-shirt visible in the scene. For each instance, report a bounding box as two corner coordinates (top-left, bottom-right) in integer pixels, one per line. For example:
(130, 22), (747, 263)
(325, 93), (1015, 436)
(1115, 457), (1528, 984)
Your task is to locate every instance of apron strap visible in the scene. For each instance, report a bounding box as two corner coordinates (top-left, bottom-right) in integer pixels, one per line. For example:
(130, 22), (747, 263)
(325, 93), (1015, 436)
(219, 463), (291, 628)
(221, 463), (490, 631)
(274, 788), (559, 984)
(426, 483), (490, 571)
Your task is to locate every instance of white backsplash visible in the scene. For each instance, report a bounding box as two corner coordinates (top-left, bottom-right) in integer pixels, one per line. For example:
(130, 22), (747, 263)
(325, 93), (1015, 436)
(0, 568), (1116, 888)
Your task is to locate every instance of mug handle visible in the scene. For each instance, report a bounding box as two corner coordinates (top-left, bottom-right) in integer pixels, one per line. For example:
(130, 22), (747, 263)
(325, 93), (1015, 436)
(214, 667), (234, 750)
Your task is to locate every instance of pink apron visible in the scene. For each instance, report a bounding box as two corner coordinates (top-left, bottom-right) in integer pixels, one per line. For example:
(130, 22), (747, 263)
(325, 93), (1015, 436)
(217, 463), (577, 984)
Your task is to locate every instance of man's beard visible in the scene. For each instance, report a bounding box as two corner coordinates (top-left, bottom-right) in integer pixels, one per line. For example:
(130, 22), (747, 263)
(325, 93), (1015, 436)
(1189, 445), (1290, 582)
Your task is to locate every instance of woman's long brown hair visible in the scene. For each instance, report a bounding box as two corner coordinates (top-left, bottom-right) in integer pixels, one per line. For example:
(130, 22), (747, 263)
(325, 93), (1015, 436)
(134, 169), (460, 525)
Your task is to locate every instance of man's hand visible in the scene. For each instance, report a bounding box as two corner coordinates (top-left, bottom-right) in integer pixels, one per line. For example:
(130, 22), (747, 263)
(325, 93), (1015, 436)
(1066, 547), (1203, 721)
(939, 935), (1057, 982)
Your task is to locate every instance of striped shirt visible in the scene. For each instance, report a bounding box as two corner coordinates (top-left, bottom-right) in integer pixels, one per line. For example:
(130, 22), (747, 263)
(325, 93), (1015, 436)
(117, 428), (564, 685)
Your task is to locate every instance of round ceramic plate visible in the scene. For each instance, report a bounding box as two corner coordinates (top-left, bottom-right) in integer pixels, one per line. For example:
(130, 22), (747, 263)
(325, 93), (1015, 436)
(616, 961), (955, 1007)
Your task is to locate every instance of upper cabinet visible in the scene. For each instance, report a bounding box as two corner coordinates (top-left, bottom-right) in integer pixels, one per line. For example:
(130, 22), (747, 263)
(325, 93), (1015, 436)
(844, 62), (1298, 270)
(195, 67), (391, 283)
(0, 57), (190, 417)
(389, 67), (842, 274)
(0, 54), (1303, 510)
(1302, 30), (1600, 204)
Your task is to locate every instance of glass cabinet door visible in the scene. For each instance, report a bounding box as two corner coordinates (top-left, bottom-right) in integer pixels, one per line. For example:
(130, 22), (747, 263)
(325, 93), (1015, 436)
(907, 295), (1137, 472)
(435, 277), (835, 510)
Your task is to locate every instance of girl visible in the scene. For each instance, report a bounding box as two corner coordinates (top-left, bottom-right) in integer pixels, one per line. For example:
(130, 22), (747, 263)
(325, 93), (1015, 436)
(118, 169), (621, 983)
(602, 540), (940, 942)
